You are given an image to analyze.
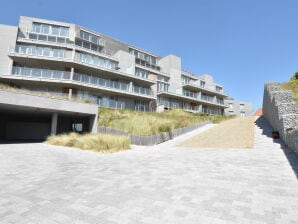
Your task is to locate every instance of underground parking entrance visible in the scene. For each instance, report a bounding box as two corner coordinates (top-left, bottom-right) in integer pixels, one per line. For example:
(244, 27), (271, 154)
(0, 90), (98, 142)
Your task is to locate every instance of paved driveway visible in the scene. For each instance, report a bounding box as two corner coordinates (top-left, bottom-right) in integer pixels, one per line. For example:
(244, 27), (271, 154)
(1, 117), (298, 224)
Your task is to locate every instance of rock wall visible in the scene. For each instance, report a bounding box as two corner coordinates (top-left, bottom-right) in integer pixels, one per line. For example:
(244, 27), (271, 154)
(263, 83), (298, 154)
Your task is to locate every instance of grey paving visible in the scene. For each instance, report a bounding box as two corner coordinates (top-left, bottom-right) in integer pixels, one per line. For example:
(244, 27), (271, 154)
(1, 117), (298, 224)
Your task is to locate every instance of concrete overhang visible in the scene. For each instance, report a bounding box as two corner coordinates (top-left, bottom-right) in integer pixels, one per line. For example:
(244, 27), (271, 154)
(0, 90), (98, 132)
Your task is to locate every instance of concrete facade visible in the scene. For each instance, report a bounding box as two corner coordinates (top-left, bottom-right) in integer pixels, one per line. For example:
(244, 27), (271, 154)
(0, 90), (98, 140)
(224, 98), (253, 116)
(0, 16), (228, 115)
(263, 83), (298, 154)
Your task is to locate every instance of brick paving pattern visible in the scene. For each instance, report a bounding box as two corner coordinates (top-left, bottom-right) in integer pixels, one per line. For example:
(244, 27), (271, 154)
(0, 116), (298, 223)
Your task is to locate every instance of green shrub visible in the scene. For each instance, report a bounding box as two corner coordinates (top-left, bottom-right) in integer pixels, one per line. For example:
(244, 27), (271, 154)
(281, 74), (298, 103)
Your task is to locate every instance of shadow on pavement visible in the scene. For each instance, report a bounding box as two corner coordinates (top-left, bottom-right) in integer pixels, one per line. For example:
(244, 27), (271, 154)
(255, 116), (298, 179)
(0, 139), (43, 144)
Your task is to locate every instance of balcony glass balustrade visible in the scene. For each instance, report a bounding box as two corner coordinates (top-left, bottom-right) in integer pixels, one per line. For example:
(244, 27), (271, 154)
(10, 45), (69, 59)
(10, 67), (153, 97)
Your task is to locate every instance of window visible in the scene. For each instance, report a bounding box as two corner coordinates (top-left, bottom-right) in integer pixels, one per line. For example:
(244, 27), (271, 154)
(32, 22), (69, 37)
(181, 75), (191, 84)
(240, 112), (245, 117)
(72, 122), (83, 133)
(129, 48), (158, 65)
(216, 86), (222, 92)
(80, 53), (118, 70)
(240, 104), (245, 110)
(157, 82), (169, 92)
(157, 75), (169, 82)
(80, 30), (102, 45)
(135, 68), (148, 79)
(229, 103), (233, 109)
(200, 81), (205, 88)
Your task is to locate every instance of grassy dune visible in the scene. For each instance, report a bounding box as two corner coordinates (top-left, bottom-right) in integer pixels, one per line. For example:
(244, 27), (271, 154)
(281, 74), (298, 103)
(46, 133), (130, 153)
(98, 108), (234, 135)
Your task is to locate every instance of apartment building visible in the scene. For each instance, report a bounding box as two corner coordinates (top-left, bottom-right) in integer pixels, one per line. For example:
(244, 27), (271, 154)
(0, 16), (228, 115)
(224, 98), (253, 117)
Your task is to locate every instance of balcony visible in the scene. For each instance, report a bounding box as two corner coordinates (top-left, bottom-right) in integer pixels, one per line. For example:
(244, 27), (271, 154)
(158, 91), (227, 108)
(75, 37), (104, 53)
(183, 82), (228, 97)
(8, 67), (154, 99)
(9, 45), (72, 61)
(24, 31), (74, 45)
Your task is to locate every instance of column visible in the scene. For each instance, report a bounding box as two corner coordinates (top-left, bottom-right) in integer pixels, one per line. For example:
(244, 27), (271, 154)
(70, 67), (74, 80)
(68, 88), (72, 99)
(89, 114), (98, 133)
(51, 113), (58, 135)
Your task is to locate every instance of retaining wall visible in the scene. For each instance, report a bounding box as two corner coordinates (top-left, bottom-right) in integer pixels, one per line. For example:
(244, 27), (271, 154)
(263, 83), (298, 154)
(98, 120), (211, 146)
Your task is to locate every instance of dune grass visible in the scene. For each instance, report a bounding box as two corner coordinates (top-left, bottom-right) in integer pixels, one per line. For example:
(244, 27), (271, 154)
(0, 82), (91, 103)
(46, 133), (130, 153)
(98, 108), (234, 135)
(281, 74), (298, 103)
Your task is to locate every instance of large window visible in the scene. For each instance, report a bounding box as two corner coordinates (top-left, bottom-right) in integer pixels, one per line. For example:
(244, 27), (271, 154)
(135, 68), (148, 79)
(181, 75), (191, 84)
(157, 82), (169, 92)
(80, 53), (118, 70)
(80, 30), (102, 45)
(32, 22), (69, 37)
(129, 48), (157, 65)
(129, 48), (160, 71)
(157, 75), (169, 82)
(216, 86), (223, 92)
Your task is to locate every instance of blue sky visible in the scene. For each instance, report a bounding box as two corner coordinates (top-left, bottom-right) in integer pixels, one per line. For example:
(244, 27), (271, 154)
(1, 0), (297, 111)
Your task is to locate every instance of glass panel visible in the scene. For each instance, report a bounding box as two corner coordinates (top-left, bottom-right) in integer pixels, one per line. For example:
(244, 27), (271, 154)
(52, 71), (62, 79)
(57, 37), (66, 43)
(43, 48), (51, 56)
(41, 24), (50, 34)
(73, 73), (81, 81)
(51, 26), (60, 36)
(38, 34), (47, 41)
(90, 76), (98, 85)
(32, 68), (41, 77)
(42, 69), (51, 78)
(32, 23), (41, 33)
(60, 27), (69, 37)
(48, 35), (56, 42)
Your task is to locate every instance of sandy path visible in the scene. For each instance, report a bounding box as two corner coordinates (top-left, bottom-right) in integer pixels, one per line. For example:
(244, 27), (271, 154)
(177, 116), (255, 148)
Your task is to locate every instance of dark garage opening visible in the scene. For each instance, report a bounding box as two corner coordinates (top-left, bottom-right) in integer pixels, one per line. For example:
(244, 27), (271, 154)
(0, 112), (52, 141)
(0, 111), (91, 142)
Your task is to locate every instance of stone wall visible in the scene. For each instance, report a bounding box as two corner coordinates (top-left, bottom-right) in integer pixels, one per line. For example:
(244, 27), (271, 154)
(263, 83), (298, 154)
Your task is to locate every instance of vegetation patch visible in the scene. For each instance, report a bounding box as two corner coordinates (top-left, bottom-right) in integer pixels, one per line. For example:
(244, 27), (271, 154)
(46, 133), (130, 153)
(281, 73), (298, 103)
(0, 82), (91, 104)
(98, 108), (234, 135)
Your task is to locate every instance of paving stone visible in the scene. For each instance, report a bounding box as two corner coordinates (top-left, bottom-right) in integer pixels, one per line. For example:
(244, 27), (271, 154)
(0, 117), (298, 223)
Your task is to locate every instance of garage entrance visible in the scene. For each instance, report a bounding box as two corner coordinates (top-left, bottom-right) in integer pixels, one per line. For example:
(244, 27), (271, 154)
(0, 90), (98, 142)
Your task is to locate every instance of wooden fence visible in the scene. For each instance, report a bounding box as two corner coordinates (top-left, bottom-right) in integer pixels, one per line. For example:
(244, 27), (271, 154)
(98, 120), (211, 146)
